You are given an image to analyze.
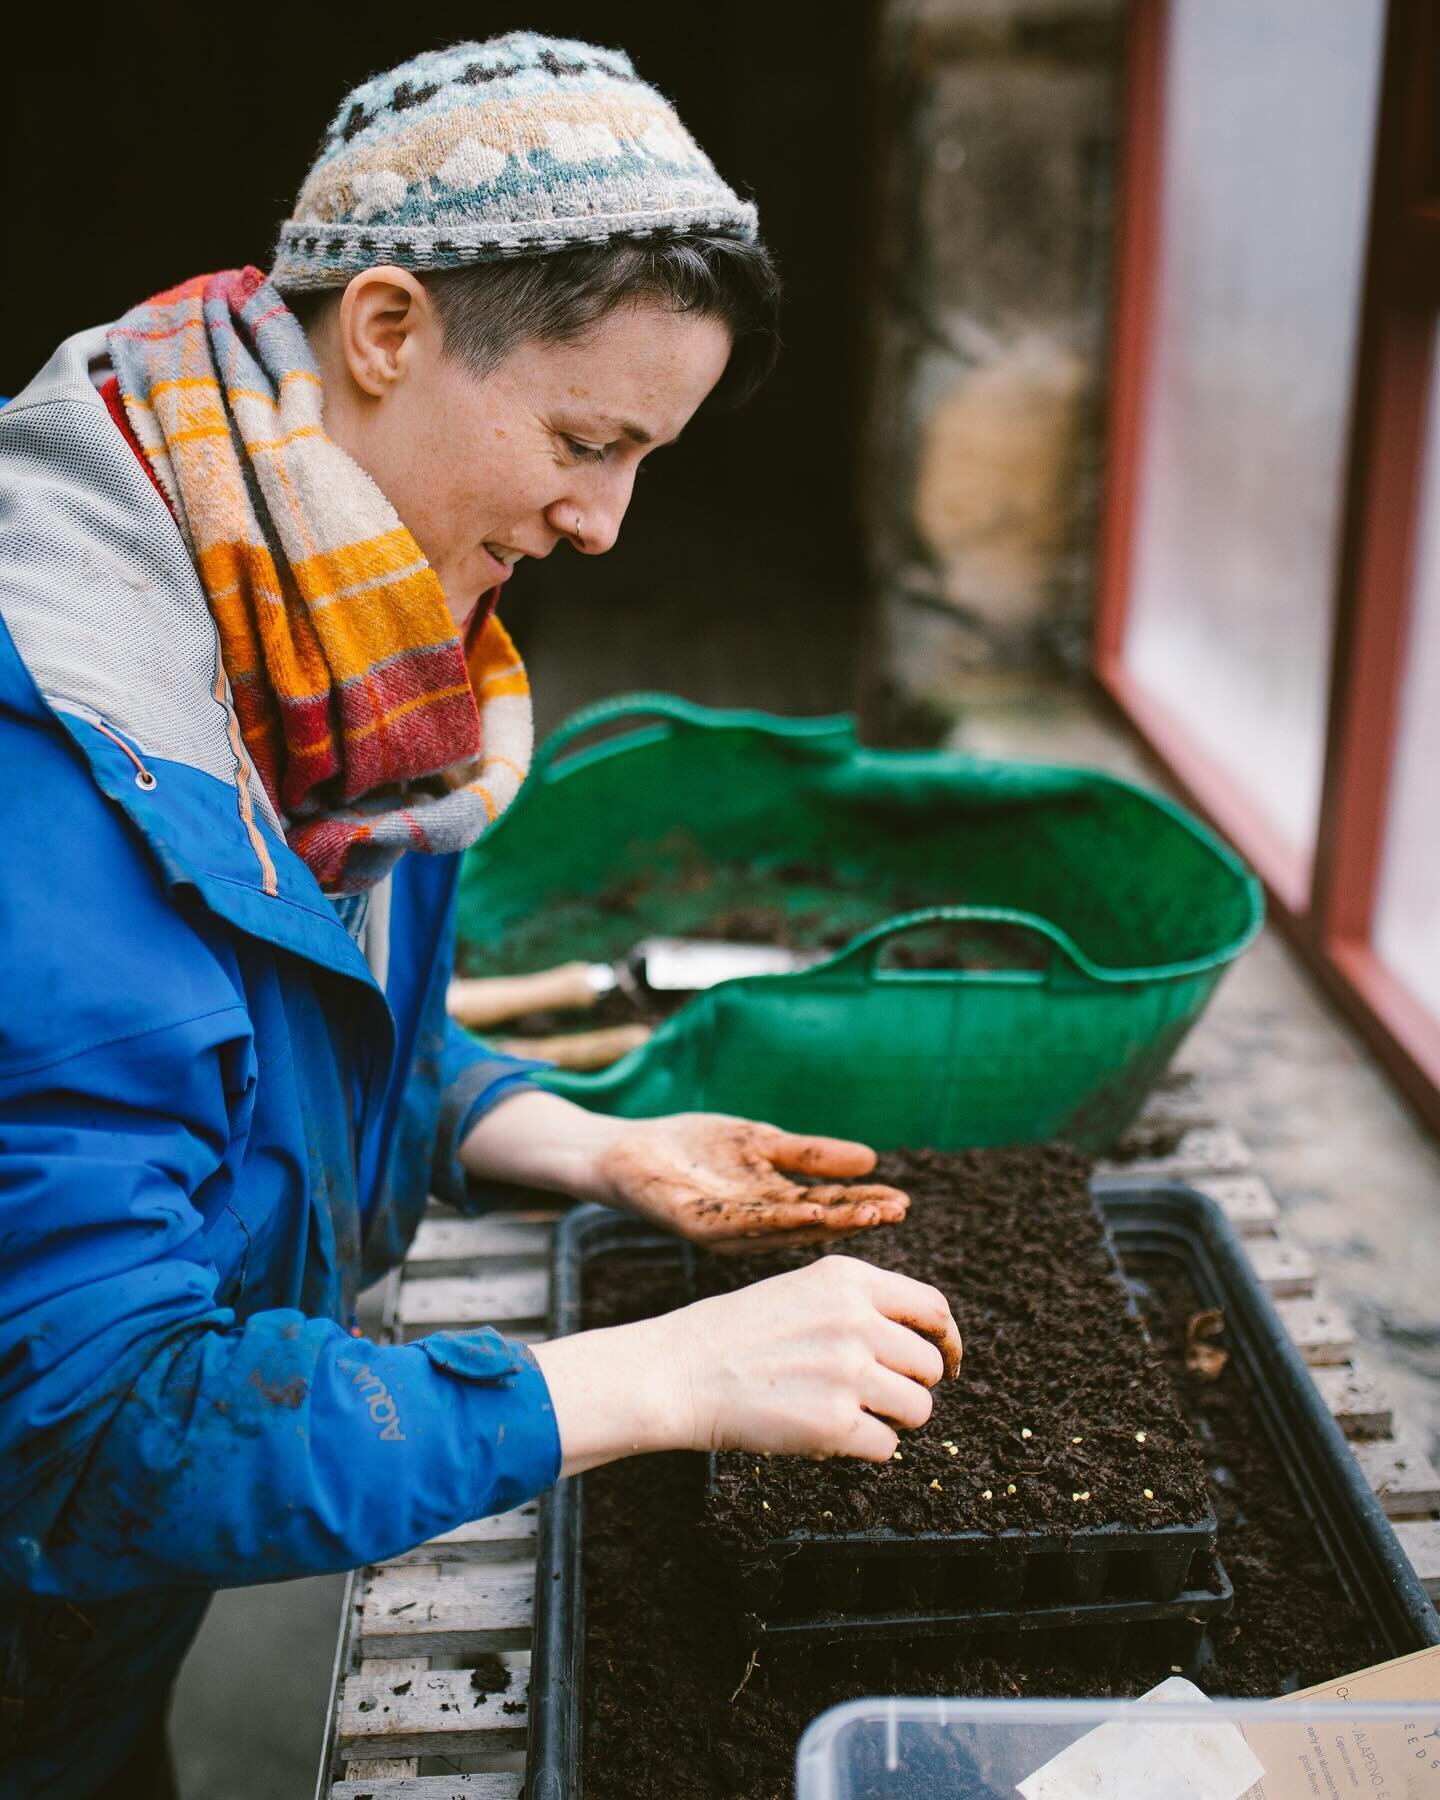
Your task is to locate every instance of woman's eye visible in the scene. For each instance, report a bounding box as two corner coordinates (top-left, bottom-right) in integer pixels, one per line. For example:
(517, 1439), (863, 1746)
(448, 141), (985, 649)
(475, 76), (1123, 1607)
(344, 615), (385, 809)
(563, 436), (606, 463)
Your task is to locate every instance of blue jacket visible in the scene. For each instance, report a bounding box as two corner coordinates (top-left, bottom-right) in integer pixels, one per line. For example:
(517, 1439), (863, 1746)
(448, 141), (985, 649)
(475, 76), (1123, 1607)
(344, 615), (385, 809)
(0, 329), (561, 1609)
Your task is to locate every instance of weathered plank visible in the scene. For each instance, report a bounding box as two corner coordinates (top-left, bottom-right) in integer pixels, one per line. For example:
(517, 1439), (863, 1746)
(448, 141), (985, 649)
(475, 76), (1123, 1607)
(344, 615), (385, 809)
(1097, 1125), (1252, 1181)
(397, 1269), (549, 1336)
(360, 1565), (535, 1657)
(1187, 1174), (1281, 1237)
(1134, 1076), (1216, 1133)
(1351, 1438), (1440, 1517)
(1273, 1294), (1357, 1366)
(381, 1504), (540, 1567)
(407, 1214), (555, 1274)
(1391, 1520), (1440, 1599)
(347, 1658), (427, 1781)
(340, 1660), (530, 1761)
(333, 1780), (523, 1799)
(1310, 1364), (1394, 1440)
(1243, 1235), (1317, 1299)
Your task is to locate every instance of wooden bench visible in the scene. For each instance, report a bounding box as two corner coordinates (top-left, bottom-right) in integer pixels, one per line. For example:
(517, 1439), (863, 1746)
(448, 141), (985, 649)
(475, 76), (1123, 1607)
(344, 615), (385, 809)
(315, 1077), (1440, 1790)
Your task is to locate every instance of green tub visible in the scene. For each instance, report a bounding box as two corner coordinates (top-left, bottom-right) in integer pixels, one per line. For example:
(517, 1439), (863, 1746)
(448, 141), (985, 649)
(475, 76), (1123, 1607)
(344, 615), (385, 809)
(455, 693), (1263, 1150)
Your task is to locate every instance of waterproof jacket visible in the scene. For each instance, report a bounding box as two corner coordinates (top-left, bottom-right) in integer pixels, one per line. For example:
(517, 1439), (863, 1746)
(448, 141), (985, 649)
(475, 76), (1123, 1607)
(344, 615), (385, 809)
(0, 328), (563, 1605)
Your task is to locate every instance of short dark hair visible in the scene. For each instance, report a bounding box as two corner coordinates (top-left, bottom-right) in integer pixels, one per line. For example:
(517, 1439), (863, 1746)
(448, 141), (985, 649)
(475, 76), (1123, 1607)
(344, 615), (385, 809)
(291, 234), (782, 409)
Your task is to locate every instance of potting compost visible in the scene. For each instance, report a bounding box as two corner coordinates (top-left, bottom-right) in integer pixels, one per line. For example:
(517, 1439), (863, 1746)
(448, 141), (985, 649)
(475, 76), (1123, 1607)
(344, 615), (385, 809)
(577, 1146), (1385, 1800)
(473, 857), (1050, 1038)
(703, 1144), (1210, 1547)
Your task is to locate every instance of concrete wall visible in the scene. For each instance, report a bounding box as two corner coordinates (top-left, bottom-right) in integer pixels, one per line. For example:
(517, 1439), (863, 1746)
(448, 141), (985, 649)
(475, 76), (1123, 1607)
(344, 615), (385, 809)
(863, 0), (1125, 727)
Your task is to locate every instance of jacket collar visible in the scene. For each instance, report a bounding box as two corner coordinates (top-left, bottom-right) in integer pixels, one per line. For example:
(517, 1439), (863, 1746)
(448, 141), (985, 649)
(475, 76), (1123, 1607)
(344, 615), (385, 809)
(0, 328), (384, 995)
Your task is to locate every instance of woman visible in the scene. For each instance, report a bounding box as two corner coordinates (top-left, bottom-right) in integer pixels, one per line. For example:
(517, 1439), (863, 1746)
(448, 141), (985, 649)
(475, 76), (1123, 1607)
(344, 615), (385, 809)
(0, 34), (961, 1795)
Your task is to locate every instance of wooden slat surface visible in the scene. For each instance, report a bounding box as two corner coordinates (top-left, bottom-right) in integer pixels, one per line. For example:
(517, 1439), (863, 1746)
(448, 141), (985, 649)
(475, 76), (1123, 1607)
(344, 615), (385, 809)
(360, 1565), (535, 1657)
(1273, 1294), (1357, 1365)
(397, 1269), (549, 1337)
(1391, 1520), (1440, 1599)
(1243, 1234), (1318, 1298)
(1186, 1174), (1282, 1237)
(408, 1214), (556, 1274)
(1310, 1364), (1395, 1440)
(1276, 1299), (1358, 1366)
(1097, 1124), (1252, 1181)
(333, 1781), (523, 1799)
(1132, 1075), (1217, 1132)
(380, 1504), (539, 1568)
(1351, 1438), (1440, 1517)
(340, 1658), (530, 1761)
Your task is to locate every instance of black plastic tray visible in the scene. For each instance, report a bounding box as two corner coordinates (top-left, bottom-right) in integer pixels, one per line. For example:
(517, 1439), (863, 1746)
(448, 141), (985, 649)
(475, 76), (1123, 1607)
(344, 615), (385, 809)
(526, 1184), (1440, 1799)
(705, 1193), (1222, 1640)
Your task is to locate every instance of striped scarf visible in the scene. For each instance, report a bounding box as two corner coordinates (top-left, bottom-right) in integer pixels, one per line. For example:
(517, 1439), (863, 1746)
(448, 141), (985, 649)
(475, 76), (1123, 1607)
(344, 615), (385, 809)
(108, 266), (532, 896)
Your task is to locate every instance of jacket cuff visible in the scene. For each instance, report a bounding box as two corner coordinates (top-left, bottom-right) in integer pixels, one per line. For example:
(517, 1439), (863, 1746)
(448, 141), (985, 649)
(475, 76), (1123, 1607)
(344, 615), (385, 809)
(423, 1334), (562, 1513)
(432, 1050), (549, 1206)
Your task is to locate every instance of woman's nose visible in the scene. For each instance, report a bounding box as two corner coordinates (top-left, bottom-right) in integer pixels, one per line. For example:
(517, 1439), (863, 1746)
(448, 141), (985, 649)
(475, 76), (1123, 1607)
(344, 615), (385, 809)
(551, 471), (634, 556)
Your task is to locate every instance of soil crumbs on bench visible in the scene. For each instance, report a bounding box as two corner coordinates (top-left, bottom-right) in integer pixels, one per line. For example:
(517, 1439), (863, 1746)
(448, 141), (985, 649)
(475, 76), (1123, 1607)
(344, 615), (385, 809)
(579, 1152), (1383, 1800)
(705, 1146), (1209, 1546)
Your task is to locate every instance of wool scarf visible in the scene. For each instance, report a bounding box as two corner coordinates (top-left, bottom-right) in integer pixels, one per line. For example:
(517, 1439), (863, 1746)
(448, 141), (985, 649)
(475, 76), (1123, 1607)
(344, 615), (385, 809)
(107, 266), (532, 896)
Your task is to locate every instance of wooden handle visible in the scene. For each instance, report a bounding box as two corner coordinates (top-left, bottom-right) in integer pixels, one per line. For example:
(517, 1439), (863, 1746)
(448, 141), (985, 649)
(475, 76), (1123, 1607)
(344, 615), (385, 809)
(493, 1023), (652, 1072)
(447, 962), (601, 1029)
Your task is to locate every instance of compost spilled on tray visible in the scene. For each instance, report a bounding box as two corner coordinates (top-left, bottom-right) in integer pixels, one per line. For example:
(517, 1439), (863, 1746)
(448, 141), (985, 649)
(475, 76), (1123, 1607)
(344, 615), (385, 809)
(578, 1144), (1385, 1800)
(702, 1144), (1209, 1550)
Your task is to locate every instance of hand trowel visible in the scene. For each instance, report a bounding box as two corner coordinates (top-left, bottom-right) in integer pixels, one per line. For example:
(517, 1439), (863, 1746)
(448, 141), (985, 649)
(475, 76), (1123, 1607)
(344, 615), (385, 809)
(446, 936), (828, 1031)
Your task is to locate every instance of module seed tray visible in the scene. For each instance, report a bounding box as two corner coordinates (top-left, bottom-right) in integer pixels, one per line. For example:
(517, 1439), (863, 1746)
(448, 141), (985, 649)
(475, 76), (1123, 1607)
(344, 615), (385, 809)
(704, 1191), (1221, 1643)
(725, 1527), (1228, 1644)
(743, 1557), (1233, 1645)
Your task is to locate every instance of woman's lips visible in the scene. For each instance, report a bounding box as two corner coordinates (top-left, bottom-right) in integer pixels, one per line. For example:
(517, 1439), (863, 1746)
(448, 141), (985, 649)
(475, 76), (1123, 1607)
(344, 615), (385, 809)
(479, 543), (518, 585)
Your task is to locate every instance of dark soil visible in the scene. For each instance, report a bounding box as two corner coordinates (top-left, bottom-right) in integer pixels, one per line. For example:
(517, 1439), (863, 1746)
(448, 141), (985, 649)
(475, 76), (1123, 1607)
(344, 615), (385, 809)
(702, 1146), (1210, 1548)
(577, 1182), (1384, 1799)
(482, 860), (1050, 1040)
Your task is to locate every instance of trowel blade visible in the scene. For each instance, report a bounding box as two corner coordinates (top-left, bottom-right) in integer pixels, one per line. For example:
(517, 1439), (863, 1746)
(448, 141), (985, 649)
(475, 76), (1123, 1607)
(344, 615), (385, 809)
(633, 936), (825, 993)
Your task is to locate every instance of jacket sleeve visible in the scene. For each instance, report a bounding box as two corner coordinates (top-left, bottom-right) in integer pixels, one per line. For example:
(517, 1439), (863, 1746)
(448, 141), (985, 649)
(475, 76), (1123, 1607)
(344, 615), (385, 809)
(0, 1007), (561, 1600)
(430, 1013), (551, 1208)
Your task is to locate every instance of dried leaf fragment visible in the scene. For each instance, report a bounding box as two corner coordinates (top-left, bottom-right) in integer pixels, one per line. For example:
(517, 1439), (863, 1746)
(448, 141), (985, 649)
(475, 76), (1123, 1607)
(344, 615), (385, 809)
(1185, 1307), (1230, 1380)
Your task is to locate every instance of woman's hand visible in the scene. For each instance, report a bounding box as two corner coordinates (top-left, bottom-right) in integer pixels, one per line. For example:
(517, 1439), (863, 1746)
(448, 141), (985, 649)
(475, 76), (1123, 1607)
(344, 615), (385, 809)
(460, 1091), (908, 1253)
(532, 1255), (962, 1476)
(591, 1112), (908, 1253)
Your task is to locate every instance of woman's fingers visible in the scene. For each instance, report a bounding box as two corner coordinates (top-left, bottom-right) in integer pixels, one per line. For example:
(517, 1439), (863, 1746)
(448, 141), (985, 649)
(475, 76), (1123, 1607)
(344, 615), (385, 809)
(841, 1413), (901, 1464)
(858, 1262), (964, 1380)
(862, 1364), (936, 1433)
(759, 1128), (882, 1180)
(804, 1184), (910, 1225)
(873, 1314), (946, 1387)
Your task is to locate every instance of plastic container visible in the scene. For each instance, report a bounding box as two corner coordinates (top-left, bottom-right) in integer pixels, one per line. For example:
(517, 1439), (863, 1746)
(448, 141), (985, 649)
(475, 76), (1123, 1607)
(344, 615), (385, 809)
(794, 1694), (1440, 1799)
(456, 693), (1263, 1151)
(524, 1185), (1440, 1799)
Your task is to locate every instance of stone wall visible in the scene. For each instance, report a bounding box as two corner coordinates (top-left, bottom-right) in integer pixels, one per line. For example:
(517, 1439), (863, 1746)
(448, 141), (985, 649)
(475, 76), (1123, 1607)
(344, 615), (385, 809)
(863, 0), (1125, 729)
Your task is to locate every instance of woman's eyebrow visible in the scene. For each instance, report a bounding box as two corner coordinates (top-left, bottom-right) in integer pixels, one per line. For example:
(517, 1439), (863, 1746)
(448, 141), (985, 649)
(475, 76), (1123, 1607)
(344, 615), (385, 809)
(608, 418), (684, 448)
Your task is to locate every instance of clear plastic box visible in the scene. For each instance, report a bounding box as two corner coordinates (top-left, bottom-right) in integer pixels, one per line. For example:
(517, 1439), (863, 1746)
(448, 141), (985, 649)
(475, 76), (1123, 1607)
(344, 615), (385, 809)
(795, 1693), (1440, 1799)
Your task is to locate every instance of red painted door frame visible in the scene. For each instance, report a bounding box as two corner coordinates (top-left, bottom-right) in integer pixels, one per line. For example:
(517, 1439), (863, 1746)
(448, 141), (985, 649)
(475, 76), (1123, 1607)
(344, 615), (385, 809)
(1095, 0), (1440, 1138)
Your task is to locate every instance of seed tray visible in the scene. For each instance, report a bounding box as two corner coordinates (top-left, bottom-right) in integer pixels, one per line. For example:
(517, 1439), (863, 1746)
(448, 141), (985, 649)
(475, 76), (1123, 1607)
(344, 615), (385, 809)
(527, 1185), (1440, 1800)
(742, 1557), (1234, 1645)
(704, 1192), (1221, 1641)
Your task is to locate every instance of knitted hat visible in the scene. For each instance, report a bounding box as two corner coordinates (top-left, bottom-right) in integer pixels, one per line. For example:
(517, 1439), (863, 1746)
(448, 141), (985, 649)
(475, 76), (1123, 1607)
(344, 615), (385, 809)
(272, 34), (758, 290)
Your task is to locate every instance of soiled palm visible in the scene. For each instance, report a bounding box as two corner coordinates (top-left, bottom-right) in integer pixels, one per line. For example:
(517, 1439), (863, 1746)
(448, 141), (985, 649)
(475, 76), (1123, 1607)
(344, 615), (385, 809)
(592, 1112), (909, 1254)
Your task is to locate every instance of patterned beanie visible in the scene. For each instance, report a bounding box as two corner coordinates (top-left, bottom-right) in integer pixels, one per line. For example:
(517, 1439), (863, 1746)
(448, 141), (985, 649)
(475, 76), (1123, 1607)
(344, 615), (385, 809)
(272, 33), (758, 290)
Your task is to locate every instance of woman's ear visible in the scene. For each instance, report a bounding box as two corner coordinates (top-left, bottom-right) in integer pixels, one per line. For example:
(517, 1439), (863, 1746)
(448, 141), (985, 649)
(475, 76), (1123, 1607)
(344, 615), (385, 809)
(335, 266), (436, 398)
